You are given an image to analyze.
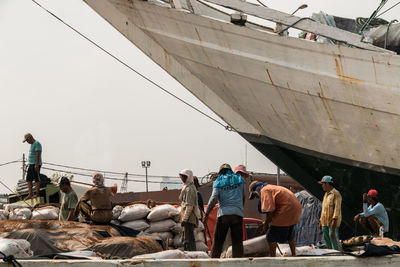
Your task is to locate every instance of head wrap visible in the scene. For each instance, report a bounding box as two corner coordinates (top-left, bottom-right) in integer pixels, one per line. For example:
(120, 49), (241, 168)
(213, 169), (245, 188)
(178, 169), (194, 201)
(92, 172), (104, 187)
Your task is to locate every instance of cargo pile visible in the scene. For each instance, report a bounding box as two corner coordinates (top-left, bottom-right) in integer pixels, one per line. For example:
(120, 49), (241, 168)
(111, 203), (208, 251)
(0, 204), (60, 221)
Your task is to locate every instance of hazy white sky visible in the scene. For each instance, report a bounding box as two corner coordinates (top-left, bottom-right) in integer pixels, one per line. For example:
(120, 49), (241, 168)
(0, 0), (398, 193)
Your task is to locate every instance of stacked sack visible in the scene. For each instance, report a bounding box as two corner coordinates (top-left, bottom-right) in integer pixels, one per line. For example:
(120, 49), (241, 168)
(112, 203), (208, 251)
(1, 204), (60, 220)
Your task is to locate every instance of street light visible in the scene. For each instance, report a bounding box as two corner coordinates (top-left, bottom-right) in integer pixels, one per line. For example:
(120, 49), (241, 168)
(291, 4), (308, 15)
(141, 161), (151, 192)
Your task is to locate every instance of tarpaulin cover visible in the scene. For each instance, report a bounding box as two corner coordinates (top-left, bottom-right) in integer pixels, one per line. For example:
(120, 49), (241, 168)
(90, 236), (162, 258)
(0, 220), (160, 258)
(294, 190), (323, 246)
(364, 23), (400, 53)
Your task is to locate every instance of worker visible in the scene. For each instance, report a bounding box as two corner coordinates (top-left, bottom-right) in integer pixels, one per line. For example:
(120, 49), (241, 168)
(75, 172), (115, 224)
(193, 176), (205, 214)
(204, 163), (245, 258)
(179, 169), (200, 251)
(23, 133), (42, 199)
(353, 189), (389, 236)
(233, 165), (250, 180)
(249, 181), (302, 257)
(59, 177), (78, 221)
(319, 175), (342, 250)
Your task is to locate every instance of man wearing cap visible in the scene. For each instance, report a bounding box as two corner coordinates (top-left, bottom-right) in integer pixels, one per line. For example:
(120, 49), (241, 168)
(319, 175), (342, 250)
(23, 133), (42, 199)
(234, 165), (250, 180)
(204, 163), (245, 258)
(353, 189), (389, 236)
(249, 181), (302, 257)
(59, 177), (78, 221)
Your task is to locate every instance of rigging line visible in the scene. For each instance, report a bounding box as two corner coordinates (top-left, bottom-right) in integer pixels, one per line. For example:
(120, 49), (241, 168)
(0, 160), (21, 167)
(30, 0), (234, 132)
(43, 161), (180, 179)
(41, 166), (182, 184)
(256, 0), (267, 7)
(377, 1), (400, 17)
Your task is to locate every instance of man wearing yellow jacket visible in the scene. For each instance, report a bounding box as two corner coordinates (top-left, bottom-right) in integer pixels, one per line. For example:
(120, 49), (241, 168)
(319, 175), (342, 250)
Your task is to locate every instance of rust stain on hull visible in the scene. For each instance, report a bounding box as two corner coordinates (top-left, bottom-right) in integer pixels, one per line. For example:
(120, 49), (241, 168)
(334, 57), (363, 83)
(265, 68), (275, 86)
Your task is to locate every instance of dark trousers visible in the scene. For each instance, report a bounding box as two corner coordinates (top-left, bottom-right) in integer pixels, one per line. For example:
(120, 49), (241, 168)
(211, 215), (243, 258)
(183, 222), (196, 251)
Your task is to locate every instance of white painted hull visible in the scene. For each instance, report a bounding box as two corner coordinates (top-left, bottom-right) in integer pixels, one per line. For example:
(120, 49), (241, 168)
(85, 0), (400, 175)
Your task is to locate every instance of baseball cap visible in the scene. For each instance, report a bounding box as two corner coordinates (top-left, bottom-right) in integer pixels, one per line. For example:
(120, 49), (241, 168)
(367, 189), (378, 198)
(219, 163), (232, 173)
(248, 181), (267, 200)
(23, 133), (33, 143)
(59, 177), (70, 186)
(234, 165), (249, 177)
(318, 175), (333, 184)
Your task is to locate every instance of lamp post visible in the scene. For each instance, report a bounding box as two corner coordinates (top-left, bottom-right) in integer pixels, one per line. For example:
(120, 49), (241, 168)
(291, 4), (308, 15)
(141, 161), (151, 192)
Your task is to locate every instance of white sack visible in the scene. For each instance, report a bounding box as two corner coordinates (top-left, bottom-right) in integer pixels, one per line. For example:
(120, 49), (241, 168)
(119, 204), (150, 222)
(226, 235), (268, 258)
(31, 206), (59, 220)
(195, 221), (205, 231)
(195, 231), (206, 243)
(147, 205), (179, 222)
(146, 219), (176, 233)
(122, 220), (149, 231)
(196, 241), (208, 252)
(277, 244), (338, 257)
(171, 223), (182, 233)
(173, 234), (183, 247)
(0, 210), (7, 220)
(9, 208), (32, 220)
(0, 238), (33, 258)
(133, 249), (186, 259)
(112, 205), (123, 220)
(185, 251), (210, 259)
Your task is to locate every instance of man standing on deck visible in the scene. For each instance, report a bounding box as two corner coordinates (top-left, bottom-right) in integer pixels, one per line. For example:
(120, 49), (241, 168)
(23, 133), (42, 199)
(204, 163), (245, 258)
(249, 181), (302, 257)
(319, 175), (342, 250)
(353, 189), (389, 236)
(59, 177), (78, 221)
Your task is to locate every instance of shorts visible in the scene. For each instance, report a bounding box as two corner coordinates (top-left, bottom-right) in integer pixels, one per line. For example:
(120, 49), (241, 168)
(26, 164), (41, 182)
(267, 225), (295, 243)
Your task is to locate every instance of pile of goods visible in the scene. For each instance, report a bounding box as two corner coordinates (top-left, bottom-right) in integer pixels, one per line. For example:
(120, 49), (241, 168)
(112, 203), (208, 251)
(0, 204), (59, 221)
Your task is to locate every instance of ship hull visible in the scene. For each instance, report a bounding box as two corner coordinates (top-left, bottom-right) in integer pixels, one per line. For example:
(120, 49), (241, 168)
(85, 0), (400, 238)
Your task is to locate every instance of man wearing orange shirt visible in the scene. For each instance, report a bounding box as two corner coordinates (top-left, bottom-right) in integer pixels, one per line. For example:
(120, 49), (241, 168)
(249, 182), (302, 257)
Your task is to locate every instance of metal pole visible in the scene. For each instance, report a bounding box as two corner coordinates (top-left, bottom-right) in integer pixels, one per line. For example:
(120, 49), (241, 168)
(277, 167), (281, 186)
(145, 167), (148, 192)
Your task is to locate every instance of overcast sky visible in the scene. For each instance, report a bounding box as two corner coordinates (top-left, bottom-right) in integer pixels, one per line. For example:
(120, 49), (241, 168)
(0, 0), (398, 193)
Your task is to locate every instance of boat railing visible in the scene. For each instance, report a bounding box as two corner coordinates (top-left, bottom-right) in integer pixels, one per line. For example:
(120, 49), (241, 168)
(159, 0), (394, 54)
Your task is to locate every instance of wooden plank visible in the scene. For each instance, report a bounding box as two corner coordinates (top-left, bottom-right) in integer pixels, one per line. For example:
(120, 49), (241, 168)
(203, 0), (393, 53)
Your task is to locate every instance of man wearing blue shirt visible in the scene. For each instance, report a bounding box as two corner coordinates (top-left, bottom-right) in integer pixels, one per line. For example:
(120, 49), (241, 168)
(23, 133), (42, 199)
(204, 163), (245, 258)
(354, 189), (389, 236)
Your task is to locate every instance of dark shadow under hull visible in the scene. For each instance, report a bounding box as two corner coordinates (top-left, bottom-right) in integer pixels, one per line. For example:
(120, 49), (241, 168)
(241, 133), (400, 240)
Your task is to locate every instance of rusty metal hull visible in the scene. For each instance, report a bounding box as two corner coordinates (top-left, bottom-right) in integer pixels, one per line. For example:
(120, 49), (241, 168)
(84, 0), (400, 237)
